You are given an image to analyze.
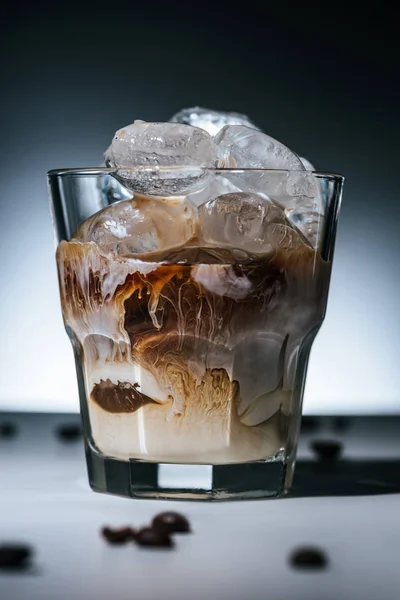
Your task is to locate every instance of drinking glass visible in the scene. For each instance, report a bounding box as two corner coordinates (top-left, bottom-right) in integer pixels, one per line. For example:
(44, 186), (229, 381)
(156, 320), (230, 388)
(48, 167), (343, 500)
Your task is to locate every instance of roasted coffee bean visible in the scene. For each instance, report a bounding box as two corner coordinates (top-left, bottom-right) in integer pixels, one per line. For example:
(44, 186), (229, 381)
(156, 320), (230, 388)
(0, 545), (32, 569)
(135, 527), (173, 548)
(101, 526), (135, 544)
(290, 546), (328, 569)
(152, 511), (190, 534)
(310, 439), (343, 461)
(0, 423), (17, 439)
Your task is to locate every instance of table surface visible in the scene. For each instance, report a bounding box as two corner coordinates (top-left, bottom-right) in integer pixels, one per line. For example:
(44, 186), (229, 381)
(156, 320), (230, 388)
(1, 413), (399, 600)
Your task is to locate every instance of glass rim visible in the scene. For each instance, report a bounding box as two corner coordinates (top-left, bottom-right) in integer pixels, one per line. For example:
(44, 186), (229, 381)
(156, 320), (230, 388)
(47, 167), (344, 180)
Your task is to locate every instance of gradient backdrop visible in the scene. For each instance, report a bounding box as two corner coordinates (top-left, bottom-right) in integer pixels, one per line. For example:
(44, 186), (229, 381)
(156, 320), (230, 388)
(0, 3), (398, 414)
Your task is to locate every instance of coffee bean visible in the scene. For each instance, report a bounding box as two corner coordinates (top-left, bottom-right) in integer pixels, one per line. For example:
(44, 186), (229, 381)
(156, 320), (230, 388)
(0, 545), (32, 569)
(56, 424), (82, 442)
(310, 439), (343, 461)
(152, 512), (190, 534)
(101, 526), (135, 544)
(290, 546), (328, 569)
(136, 527), (173, 548)
(0, 423), (17, 439)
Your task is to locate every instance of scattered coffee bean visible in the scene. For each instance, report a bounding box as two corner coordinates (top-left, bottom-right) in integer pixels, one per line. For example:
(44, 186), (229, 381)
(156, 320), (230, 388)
(152, 511), (191, 534)
(290, 546), (328, 569)
(135, 527), (173, 548)
(101, 526), (135, 544)
(0, 545), (32, 569)
(56, 424), (82, 442)
(311, 439), (343, 461)
(0, 423), (17, 439)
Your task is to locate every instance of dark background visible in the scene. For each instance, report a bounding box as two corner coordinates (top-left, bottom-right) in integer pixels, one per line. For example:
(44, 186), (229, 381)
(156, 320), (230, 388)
(0, 2), (398, 413)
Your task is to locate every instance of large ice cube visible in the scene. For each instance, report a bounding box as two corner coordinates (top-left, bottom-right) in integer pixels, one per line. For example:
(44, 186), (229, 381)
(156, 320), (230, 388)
(198, 192), (309, 255)
(74, 196), (196, 256)
(215, 125), (317, 200)
(215, 125), (304, 171)
(104, 121), (221, 196)
(169, 106), (259, 136)
(211, 125), (322, 247)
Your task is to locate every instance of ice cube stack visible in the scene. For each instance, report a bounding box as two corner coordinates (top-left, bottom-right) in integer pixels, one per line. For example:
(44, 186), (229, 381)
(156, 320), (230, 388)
(56, 107), (328, 464)
(103, 108), (320, 247)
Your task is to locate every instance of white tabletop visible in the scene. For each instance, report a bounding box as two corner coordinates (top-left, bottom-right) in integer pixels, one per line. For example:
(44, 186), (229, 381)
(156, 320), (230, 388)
(1, 414), (399, 600)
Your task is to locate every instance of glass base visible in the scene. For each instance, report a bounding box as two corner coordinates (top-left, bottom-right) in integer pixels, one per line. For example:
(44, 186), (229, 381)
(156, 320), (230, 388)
(85, 443), (290, 501)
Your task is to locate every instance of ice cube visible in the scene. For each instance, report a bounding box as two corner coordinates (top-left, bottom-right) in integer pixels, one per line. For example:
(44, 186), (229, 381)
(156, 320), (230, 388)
(169, 106), (259, 136)
(286, 206), (323, 249)
(214, 125), (317, 203)
(215, 125), (305, 171)
(104, 121), (222, 196)
(192, 264), (252, 300)
(211, 125), (321, 246)
(186, 172), (242, 208)
(285, 171), (318, 199)
(74, 195), (196, 257)
(198, 192), (309, 255)
(284, 160), (325, 248)
(233, 334), (291, 426)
